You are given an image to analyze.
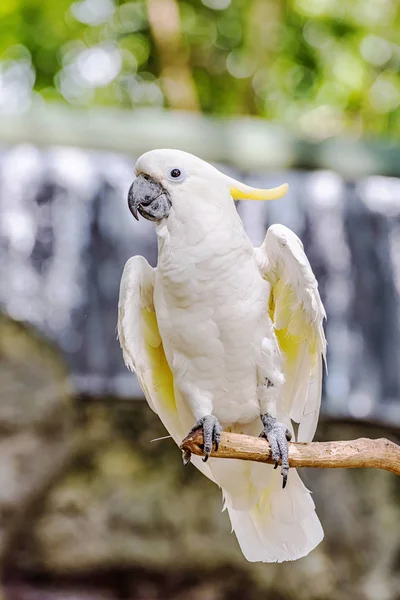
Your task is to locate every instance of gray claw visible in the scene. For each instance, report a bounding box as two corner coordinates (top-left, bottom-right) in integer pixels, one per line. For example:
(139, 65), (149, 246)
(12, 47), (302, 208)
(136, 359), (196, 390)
(182, 449), (191, 466)
(189, 415), (221, 462)
(260, 414), (291, 488)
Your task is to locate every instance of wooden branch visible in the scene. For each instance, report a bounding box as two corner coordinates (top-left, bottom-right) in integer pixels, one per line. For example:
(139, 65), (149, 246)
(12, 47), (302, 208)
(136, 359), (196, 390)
(180, 431), (400, 476)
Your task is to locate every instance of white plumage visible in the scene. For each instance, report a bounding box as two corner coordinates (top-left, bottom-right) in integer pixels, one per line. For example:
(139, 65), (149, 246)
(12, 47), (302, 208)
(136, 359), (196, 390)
(118, 149), (327, 562)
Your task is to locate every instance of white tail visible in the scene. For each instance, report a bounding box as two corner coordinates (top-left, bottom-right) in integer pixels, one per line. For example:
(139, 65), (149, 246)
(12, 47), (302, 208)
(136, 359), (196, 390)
(221, 466), (323, 562)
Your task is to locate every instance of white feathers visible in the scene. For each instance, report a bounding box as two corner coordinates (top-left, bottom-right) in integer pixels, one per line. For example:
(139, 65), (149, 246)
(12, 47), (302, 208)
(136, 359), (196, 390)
(225, 470), (324, 563)
(118, 150), (327, 564)
(255, 224), (327, 441)
(118, 256), (158, 414)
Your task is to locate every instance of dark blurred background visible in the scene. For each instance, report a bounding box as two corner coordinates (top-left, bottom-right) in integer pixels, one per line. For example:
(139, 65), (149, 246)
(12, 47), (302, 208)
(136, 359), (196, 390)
(0, 1), (399, 599)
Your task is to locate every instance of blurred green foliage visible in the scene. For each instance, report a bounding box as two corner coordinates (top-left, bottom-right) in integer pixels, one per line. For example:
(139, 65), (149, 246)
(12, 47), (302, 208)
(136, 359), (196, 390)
(0, 0), (400, 139)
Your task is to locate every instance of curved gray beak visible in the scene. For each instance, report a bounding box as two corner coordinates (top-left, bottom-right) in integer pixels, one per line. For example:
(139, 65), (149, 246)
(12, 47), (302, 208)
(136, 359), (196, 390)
(128, 174), (171, 222)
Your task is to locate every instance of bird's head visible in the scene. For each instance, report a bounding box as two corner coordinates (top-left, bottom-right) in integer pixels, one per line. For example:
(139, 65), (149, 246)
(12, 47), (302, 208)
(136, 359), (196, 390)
(128, 149), (288, 222)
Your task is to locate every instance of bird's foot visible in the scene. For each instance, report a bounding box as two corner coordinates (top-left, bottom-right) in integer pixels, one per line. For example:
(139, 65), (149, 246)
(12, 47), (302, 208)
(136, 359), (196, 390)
(181, 449), (192, 466)
(260, 413), (292, 489)
(188, 415), (222, 463)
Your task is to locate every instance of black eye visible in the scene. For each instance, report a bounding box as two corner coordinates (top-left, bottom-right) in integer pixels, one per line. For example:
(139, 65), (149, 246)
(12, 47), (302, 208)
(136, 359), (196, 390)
(166, 167), (186, 182)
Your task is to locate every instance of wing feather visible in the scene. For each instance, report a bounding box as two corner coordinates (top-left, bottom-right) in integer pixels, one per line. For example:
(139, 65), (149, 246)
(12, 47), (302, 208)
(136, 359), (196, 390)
(118, 255), (217, 483)
(117, 256), (183, 440)
(255, 224), (327, 441)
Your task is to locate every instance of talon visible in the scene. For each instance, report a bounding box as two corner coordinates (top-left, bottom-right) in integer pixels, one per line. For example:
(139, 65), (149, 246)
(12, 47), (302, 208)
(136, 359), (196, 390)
(213, 421), (221, 453)
(185, 415), (222, 462)
(182, 449), (191, 466)
(202, 452), (210, 463)
(260, 413), (291, 488)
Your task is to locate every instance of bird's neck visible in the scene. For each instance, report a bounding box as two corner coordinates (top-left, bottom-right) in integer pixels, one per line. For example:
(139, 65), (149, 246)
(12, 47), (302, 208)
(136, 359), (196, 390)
(155, 201), (245, 252)
(154, 203), (253, 288)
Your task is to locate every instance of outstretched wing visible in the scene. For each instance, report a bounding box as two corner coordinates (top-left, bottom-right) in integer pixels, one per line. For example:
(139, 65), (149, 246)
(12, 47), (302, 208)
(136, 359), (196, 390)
(255, 225), (327, 442)
(118, 255), (216, 481)
(117, 255), (184, 443)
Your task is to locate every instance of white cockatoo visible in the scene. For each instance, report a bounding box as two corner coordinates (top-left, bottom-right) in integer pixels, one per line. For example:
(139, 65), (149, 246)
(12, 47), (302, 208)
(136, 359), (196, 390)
(118, 149), (326, 562)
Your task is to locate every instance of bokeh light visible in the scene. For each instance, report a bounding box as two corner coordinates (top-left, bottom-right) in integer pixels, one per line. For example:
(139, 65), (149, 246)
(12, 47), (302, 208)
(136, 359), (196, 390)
(0, 0), (398, 136)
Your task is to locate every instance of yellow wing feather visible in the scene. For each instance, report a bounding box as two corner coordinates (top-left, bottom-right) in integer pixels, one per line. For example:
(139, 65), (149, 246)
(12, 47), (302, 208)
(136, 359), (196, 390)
(256, 225), (326, 441)
(118, 256), (183, 442)
(141, 307), (177, 415)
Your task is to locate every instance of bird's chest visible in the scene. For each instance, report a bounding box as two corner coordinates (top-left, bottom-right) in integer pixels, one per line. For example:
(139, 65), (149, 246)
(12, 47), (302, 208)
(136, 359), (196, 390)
(153, 225), (269, 350)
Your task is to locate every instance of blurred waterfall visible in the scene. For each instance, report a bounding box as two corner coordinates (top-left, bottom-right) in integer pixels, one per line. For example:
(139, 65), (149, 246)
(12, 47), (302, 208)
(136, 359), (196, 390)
(1, 144), (399, 423)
